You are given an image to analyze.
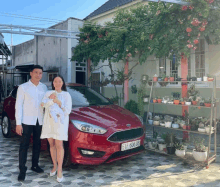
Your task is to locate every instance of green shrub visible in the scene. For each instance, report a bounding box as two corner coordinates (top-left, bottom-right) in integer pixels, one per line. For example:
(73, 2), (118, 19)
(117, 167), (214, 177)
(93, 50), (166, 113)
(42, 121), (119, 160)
(124, 100), (140, 115)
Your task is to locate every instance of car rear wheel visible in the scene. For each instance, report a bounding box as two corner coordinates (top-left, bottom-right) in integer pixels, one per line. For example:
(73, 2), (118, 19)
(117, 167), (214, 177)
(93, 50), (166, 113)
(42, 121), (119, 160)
(47, 140), (72, 167)
(1, 114), (11, 138)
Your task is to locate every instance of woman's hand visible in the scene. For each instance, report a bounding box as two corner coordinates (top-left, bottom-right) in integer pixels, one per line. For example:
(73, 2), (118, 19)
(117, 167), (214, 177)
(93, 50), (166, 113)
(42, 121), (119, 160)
(53, 98), (62, 108)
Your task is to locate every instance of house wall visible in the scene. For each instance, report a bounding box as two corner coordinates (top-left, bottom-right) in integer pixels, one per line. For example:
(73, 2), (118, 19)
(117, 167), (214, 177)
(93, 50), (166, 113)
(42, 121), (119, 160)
(12, 39), (35, 67)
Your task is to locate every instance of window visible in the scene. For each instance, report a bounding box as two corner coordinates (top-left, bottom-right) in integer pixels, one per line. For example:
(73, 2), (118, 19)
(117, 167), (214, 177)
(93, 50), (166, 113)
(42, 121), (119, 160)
(48, 73), (58, 82)
(195, 39), (205, 78)
(159, 58), (166, 77)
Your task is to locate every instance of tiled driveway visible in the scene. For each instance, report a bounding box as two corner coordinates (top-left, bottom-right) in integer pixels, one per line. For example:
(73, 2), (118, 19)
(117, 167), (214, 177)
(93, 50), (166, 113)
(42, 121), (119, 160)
(0, 126), (220, 187)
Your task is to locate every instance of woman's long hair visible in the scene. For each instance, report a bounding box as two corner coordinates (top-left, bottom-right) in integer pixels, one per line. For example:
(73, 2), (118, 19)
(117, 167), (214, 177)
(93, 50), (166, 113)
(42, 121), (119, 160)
(51, 75), (67, 91)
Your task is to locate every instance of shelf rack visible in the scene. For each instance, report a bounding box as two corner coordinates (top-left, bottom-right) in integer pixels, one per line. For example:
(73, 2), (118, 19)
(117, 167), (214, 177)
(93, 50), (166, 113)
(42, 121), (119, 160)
(145, 79), (217, 168)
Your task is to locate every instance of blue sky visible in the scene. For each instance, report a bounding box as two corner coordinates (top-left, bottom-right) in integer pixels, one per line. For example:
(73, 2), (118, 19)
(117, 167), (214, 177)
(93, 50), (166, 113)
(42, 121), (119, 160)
(1, 0), (106, 46)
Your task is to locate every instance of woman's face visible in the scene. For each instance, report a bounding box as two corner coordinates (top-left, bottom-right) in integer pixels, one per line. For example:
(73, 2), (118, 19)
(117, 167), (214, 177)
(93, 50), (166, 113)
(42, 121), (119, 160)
(53, 77), (63, 91)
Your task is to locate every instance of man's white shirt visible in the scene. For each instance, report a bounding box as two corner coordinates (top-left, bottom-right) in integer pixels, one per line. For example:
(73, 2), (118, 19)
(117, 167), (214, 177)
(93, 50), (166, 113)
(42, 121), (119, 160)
(15, 80), (48, 126)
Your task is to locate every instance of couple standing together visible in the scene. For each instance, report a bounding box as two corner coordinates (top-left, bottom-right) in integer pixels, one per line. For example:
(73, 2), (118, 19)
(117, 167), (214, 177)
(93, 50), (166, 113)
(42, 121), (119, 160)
(15, 65), (72, 183)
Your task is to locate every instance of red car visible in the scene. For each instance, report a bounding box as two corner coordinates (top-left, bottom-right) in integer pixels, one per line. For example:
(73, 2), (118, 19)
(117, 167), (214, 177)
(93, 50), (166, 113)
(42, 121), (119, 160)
(1, 83), (145, 166)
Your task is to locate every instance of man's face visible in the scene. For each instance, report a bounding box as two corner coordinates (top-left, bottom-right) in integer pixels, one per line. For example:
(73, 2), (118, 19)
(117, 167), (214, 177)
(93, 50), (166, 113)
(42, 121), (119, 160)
(30, 68), (43, 82)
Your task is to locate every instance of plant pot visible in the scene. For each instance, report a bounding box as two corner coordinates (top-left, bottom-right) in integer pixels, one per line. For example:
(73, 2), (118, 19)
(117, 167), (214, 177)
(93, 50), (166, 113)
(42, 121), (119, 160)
(169, 77), (174, 82)
(181, 101), (185, 105)
(192, 149), (207, 162)
(192, 101), (197, 105)
(205, 126), (214, 134)
(143, 97), (149, 103)
(153, 77), (158, 82)
(185, 102), (191, 106)
(148, 142), (153, 149)
(164, 77), (168, 81)
(148, 120), (153, 125)
(197, 77), (202, 81)
(174, 100), (180, 105)
(204, 103), (211, 107)
(153, 121), (160, 126)
(167, 146), (175, 154)
(203, 76), (208, 81)
(175, 149), (185, 157)
(153, 99), (157, 103)
(160, 123), (165, 126)
(172, 123), (179, 129)
(148, 81), (152, 86)
(165, 122), (172, 128)
(158, 144), (166, 151)
(158, 77), (162, 81)
(198, 128), (206, 133)
(157, 99), (162, 103)
(208, 77), (214, 81)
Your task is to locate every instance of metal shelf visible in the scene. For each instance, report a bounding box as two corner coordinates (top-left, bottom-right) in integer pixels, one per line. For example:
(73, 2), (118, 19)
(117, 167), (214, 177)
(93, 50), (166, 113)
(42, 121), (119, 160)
(145, 124), (215, 135)
(147, 102), (212, 108)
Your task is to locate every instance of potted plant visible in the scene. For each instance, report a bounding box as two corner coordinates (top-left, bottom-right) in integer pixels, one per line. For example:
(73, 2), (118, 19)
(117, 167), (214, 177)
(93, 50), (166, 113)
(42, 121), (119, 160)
(185, 98), (192, 106)
(203, 75), (208, 81)
(191, 76), (197, 81)
(169, 75), (174, 82)
(164, 115), (172, 128)
(192, 137), (207, 162)
(191, 95), (198, 105)
(153, 116), (160, 126)
(205, 125), (214, 134)
(176, 76), (182, 81)
(163, 96), (169, 104)
(148, 79), (153, 86)
(172, 118), (180, 129)
(148, 115), (153, 125)
(172, 92), (180, 105)
(197, 77), (202, 81)
(143, 95), (150, 103)
(190, 118), (199, 131)
(131, 85), (138, 94)
(182, 110), (191, 130)
(158, 133), (167, 151)
(162, 75), (169, 82)
(199, 98), (205, 106)
(207, 74), (214, 81)
(182, 137), (190, 151)
(204, 98), (211, 107)
(175, 143), (185, 157)
(153, 74), (158, 82)
(160, 119), (165, 126)
(142, 74), (149, 82)
(179, 98), (185, 105)
(157, 96), (162, 103)
(165, 133), (177, 154)
(153, 97), (157, 103)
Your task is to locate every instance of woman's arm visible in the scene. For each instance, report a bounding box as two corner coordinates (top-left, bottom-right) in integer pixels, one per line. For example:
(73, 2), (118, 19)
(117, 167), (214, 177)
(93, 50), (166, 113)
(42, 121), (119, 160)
(62, 92), (72, 116)
(42, 92), (54, 108)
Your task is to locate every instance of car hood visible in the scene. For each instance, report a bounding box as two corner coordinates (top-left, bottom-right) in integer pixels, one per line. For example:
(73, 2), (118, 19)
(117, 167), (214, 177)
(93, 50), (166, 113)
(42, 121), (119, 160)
(70, 104), (142, 130)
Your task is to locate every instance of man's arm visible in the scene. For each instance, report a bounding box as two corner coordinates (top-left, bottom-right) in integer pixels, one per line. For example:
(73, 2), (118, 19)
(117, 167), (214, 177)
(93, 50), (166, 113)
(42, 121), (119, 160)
(15, 86), (24, 135)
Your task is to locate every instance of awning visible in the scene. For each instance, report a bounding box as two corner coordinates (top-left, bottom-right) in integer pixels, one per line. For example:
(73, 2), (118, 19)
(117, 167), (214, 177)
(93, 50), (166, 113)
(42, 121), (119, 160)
(0, 42), (12, 57)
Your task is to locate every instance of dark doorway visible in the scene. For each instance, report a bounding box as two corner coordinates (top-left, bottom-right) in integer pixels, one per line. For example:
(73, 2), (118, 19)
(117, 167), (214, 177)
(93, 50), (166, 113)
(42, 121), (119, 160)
(76, 71), (86, 85)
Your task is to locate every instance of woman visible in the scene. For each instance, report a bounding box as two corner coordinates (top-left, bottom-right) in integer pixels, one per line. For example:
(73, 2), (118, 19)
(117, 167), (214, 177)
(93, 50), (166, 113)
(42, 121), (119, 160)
(40, 75), (72, 183)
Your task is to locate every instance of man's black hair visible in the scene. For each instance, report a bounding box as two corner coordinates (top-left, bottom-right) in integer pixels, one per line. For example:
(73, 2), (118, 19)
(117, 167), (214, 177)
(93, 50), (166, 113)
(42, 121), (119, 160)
(30, 65), (43, 72)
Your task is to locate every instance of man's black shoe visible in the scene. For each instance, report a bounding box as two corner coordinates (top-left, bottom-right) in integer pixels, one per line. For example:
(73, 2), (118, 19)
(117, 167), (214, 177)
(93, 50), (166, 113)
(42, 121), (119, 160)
(18, 172), (26, 181)
(31, 166), (44, 173)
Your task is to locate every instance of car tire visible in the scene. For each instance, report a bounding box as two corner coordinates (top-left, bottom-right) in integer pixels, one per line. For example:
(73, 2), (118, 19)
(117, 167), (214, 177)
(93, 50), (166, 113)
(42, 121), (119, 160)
(47, 140), (72, 167)
(1, 114), (11, 138)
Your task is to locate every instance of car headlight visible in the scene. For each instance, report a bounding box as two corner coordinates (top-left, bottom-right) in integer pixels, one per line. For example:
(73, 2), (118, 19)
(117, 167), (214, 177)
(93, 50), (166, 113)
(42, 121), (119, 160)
(135, 114), (144, 125)
(71, 120), (107, 135)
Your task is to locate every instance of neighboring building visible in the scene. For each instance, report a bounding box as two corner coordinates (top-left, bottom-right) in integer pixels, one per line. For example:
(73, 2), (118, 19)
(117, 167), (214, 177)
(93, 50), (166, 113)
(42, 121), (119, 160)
(11, 17), (84, 85)
(84, 0), (220, 118)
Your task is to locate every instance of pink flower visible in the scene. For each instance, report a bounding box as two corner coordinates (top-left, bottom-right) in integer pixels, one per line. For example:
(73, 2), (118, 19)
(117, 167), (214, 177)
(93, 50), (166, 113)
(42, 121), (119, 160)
(199, 27), (205, 32)
(191, 18), (201, 27)
(189, 6), (194, 10)
(194, 39), (199, 44)
(127, 53), (132, 57)
(187, 44), (193, 48)
(193, 47), (197, 50)
(186, 27), (192, 33)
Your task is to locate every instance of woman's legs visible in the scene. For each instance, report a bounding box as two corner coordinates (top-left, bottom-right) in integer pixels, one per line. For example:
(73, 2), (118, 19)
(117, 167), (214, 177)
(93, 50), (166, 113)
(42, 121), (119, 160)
(55, 140), (64, 178)
(47, 138), (57, 172)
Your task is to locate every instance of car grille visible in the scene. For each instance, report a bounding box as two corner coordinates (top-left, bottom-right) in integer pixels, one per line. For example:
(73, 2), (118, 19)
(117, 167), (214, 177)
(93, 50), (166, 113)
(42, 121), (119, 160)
(105, 145), (145, 163)
(108, 128), (144, 142)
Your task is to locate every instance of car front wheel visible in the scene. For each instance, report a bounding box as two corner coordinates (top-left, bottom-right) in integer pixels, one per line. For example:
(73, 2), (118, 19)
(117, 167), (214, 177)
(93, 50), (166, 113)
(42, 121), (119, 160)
(1, 114), (11, 138)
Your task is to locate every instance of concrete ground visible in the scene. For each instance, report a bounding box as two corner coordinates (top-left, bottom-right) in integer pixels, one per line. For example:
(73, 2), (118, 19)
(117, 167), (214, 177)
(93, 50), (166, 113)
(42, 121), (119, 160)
(0, 124), (220, 187)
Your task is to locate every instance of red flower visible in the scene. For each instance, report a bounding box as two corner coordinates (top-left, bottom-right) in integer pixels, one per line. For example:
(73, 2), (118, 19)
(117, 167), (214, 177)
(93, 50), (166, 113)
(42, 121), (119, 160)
(182, 6), (188, 11)
(202, 20), (208, 26)
(209, 0), (214, 3)
(198, 33), (201, 37)
(194, 39), (199, 44)
(189, 5), (194, 10)
(199, 27), (206, 32)
(191, 18), (201, 26)
(187, 44), (193, 48)
(187, 40), (191, 43)
(186, 27), (192, 33)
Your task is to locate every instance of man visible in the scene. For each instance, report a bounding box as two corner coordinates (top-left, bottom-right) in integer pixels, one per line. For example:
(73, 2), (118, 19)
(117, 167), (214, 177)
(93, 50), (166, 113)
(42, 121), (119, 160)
(15, 65), (48, 181)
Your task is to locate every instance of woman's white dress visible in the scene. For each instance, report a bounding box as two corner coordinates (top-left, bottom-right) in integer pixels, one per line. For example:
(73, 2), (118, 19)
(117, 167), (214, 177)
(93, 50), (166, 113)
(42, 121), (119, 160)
(40, 90), (72, 141)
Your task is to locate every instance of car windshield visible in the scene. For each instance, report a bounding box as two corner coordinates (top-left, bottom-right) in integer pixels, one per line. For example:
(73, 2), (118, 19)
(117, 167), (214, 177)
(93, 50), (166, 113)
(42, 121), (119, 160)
(67, 86), (112, 107)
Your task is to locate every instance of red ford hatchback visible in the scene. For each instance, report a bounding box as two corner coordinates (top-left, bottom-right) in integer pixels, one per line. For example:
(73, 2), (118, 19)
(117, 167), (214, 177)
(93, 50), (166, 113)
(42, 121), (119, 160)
(1, 83), (145, 165)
